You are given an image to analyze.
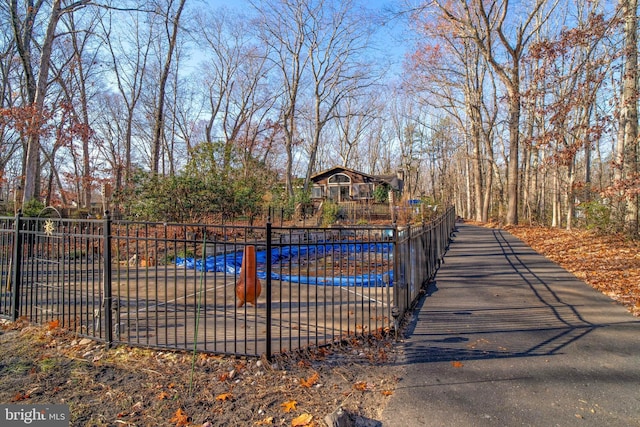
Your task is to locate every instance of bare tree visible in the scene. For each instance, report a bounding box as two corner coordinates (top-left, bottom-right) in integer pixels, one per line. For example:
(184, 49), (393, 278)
(149, 0), (187, 175)
(252, 0), (308, 197)
(0, 6), (22, 201)
(360, 117), (391, 175)
(97, 3), (153, 187)
(10, 0), (91, 205)
(616, 0), (638, 235)
(195, 7), (274, 172)
(523, 2), (618, 229)
(429, 0), (556, 225)
(52, 8), (103, 209)
(301, 0), (375, 191)
(253, 0), (375, 197)
(405, 15), (498, 222)
(387, 95), (433, 201)
(334, 92), (381, 168)
(91, 92), (128, 198)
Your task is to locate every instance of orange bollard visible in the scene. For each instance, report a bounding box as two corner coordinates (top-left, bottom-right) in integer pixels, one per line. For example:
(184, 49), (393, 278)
(236, 245), (262, 308)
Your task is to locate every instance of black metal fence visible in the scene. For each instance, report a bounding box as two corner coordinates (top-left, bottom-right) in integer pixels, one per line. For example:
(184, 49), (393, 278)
(0, 207), (455, 358)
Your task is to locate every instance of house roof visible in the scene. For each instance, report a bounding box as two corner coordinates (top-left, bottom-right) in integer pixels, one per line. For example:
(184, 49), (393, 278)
(310, 166), (379, 182)
(311, 166), (403, 190)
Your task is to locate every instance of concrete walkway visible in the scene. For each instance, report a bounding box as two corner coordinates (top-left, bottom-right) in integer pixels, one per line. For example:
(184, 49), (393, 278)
(381, 224), (640, 427)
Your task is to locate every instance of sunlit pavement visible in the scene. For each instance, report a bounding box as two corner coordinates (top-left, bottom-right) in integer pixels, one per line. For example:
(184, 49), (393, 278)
(381, 224), (640, 427)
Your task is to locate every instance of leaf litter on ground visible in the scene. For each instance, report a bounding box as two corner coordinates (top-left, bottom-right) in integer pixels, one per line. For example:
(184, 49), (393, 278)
(0, 317), (397, 426)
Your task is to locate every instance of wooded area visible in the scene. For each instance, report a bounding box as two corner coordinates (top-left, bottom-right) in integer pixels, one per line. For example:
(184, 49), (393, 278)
(0, 0), (638, 237)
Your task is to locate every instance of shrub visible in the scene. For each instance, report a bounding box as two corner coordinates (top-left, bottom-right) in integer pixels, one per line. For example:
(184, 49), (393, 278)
(577, 200), (612, 233)
(321, 201), (341, 226)
(21, 199), (46, 217)
(373, 185), (389, 203)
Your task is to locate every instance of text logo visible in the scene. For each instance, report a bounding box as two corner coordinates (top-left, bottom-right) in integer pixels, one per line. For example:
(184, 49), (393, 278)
(0, 405), (69, 426)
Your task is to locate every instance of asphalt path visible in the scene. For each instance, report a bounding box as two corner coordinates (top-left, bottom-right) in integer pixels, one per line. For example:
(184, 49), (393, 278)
(381, 224), (640, 427)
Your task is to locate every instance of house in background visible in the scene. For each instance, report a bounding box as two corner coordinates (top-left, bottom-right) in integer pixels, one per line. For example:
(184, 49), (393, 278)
(310, 166), (404, 204)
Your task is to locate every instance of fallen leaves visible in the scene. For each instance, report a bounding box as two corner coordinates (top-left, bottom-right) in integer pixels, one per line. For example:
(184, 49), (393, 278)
(299, 372), (319, 388)
(291, 413), (313, 426)
(297, 359), (311, 368)
(11, 392), (30, 402)
(281, 400), (297, 413)
(170, 408), (189, 427)
(451, 361), (464, 368)
(0, 319), (398, 427)
(216, 392), (233, 402)
(353, 382), (368, 391)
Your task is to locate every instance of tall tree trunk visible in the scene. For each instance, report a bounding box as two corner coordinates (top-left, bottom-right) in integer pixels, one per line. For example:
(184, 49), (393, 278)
(151, 0), (187, 175)
(12, 0), (90, 205)
(435, 0), (549, 224)
(468, 100), (483, 221)
(551, 165), (561, 228)
(482, 160), (493, 222)
(465, 145), (472, 219)
(69, 15), (93, 210)
(621, 0), (639, 236)
(506, 85), (520, 225)
(20, 0), (63, 204)
(531, 146), (540, 222)
(566, 158), (575, 230)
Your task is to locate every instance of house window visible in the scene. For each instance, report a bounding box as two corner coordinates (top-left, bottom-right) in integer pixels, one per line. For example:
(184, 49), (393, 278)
(327, 173), (351, 202)
(328, 174), (351, 184)
(353, 183), (373, 199)
(328, 186), (340, 202)
(311, 186), (324, 199)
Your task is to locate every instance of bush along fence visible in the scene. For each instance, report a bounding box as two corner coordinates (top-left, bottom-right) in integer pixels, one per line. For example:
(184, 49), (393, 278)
(0, 207), (456, 358)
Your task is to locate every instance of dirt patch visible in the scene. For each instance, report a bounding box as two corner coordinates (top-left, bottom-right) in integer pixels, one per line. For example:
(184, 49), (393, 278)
(0, 318), (398, 427)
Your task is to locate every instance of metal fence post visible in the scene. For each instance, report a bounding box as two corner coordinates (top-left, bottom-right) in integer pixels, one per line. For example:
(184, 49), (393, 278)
(406, 224), (413, 305)
(103, 211), (113, 346)
(391, 222), (400, 336)
(265, 219), (272, 360)
(10, 210), (23, 321)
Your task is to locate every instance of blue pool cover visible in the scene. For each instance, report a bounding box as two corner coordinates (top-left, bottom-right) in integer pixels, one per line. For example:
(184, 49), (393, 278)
(176, 242), (394, 287)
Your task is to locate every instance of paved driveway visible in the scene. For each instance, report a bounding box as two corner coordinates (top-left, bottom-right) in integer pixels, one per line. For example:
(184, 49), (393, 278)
(381, 224), (640, 427)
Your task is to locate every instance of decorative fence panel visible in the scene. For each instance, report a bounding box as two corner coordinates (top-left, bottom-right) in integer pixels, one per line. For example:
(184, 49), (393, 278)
(0, 207), (455, 358)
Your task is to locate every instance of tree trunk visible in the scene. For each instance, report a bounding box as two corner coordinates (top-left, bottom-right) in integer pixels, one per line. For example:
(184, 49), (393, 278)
(151, 0), (187, 175)
(621, 0), (639, 236)
(465, 148), (472, 219)
(22, 0), (64, 204)
(551, 167), (559, 228)
(13, 0), (90, 205)
(469, 104), (483, 222)
(506, 85), (520, 225)
(566, 159), (575, 230)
